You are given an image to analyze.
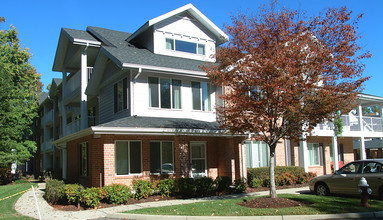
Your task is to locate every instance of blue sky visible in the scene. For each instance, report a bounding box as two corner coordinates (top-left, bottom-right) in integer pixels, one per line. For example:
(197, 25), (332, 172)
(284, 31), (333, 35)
(1, 0), (382, 96)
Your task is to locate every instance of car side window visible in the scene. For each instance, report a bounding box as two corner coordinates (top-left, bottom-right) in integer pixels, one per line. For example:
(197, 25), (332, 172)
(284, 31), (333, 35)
(339, 162), (361, 174)
(363, 162), (383, 174)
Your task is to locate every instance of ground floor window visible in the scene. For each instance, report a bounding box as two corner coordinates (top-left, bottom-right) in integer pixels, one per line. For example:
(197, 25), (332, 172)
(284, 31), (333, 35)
(307, 143), (320, 166)
(190, 142), (207, 178)
(79, 142), (88, 176)
(150, 141), (174, 174)
(115, 141), (142, 175)
(246, 141), (269, 168)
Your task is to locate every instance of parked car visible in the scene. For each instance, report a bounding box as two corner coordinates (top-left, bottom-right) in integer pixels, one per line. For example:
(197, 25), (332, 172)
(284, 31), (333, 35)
(309, 159), (383, 199)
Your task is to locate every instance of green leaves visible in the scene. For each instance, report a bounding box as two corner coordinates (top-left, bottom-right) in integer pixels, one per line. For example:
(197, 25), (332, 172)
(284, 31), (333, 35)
(0, 16), (42, 166)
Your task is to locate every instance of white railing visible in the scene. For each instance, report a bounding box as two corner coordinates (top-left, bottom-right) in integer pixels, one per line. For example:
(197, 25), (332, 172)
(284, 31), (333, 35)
(42, 138), (54, 152)
(315, 114), (383, 133)
(64, 71), (81, 97)
(87, 67), (93, 80)
(65, 119), (81, 136)
(43, 109), (54, 125)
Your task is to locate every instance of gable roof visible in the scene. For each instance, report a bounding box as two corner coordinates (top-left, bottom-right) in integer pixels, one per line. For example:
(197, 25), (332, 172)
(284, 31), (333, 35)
(126, 3), (228, 45)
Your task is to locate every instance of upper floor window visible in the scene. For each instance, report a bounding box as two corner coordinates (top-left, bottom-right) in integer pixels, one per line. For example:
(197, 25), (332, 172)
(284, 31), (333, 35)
(166, 38), (205, 55)
(148, 77), (181, 109)
(191, 82), (211, 111)
(114, 78), (128, 113)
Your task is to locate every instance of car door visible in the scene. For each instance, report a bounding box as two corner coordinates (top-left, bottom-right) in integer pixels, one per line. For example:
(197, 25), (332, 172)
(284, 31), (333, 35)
(326, 162), (362, 195)
(361, 161), (383, 197)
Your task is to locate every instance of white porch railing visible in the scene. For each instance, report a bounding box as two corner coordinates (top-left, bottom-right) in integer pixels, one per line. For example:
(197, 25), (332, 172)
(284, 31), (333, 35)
(65, 119), (81, 136)
(314, 114), (383, 133)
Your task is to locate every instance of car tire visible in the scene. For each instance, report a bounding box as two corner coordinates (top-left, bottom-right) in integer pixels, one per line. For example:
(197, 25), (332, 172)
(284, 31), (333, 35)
(315, 182), (329, 196)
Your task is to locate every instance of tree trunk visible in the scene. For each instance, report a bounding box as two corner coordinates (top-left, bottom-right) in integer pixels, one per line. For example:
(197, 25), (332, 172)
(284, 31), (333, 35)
(269, 143), (277, 198)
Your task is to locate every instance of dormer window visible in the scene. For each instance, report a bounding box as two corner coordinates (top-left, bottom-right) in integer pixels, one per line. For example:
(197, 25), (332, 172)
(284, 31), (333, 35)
(166, 38), (205, 55)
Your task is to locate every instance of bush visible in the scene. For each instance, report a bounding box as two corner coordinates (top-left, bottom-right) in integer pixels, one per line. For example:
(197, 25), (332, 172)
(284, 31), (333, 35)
(195, 177), (215, 197)
(249, 178), (263, 188)
(275, 172), (296, 186)
(296, 172), (317, 184)
(132, 180), (153, 200)
(177, 177), (196, 198)
(234, 178), (248, 193)
(44, 179), (65, 204)
(0, 168), (14, 185)
(157, 179), (176, 197)
(62, 184), (84, 205)
(103, 184), (132, 204)
(214, 176), (232, 192)
(80, 187), (104, 209)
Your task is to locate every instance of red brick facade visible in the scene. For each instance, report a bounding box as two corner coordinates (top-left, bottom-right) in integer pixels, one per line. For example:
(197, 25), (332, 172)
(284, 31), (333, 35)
(66, 134), (246, 187)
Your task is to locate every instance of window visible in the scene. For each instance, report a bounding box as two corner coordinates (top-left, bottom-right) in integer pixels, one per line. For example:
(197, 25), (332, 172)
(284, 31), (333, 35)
(191, 142), (207, 177)
(191, 82), (211, 111)
(148, 77), (181, 109)
(150, 141), (174, 174)
(339, 162), (361, 174)
(115, 141), (142, 175)
(307, 143), (320, 166)
(114, 78), (128, 113)
(79, 142), (88, 176)
(166, 38), (205, 55)
(246, 141), (269, 168)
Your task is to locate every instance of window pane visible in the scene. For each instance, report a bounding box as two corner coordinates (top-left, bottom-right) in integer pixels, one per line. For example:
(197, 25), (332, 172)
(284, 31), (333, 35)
(172, 80), (181, 109)
(150, 142), (161, 173)
(201, 82), (210, 111)
(160, 79), (171, 109)
(192, 144), (205, 158)
(161, 142), (173, 173)
(148, 77), (159, 107)
(260, 142), (269, 167)
(116, 142), (129, 175)
(192, 159), (205, 174)
(246, 142), (252, 168)
(175, 40), (196, 53)
(313, 144), (320, 165)
(81, 143), (88, 176)
(129, 141), (141, 173)
(191, 82), (201, 110)
(197, 44), (205, 55)
(166, 38), (174, 50)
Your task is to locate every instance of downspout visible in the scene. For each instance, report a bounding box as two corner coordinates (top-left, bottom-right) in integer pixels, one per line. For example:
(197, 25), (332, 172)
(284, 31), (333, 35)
(131, 67), (142, 116)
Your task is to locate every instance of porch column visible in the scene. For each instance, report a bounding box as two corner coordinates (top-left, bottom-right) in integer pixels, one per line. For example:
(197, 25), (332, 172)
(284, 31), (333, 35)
(61, 71), (67, 136)
(299, 135), (309, 172)
(358, 105), (366, 160)
(332, 136), (339, 171)
(62, 148), (67, 179)
(80, 50), (88, 130)
(284, 138), (291, 166)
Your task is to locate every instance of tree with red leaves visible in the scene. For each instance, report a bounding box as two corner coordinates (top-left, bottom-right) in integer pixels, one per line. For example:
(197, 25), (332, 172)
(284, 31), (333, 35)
(202, 2), (371, 198)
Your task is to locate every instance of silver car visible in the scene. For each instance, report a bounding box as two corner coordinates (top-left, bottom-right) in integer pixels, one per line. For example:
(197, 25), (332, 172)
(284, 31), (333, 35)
(309, 159), (383, 199)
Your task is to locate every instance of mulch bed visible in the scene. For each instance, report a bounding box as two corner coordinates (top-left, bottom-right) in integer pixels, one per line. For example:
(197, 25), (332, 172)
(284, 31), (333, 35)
(238, 197), (309, 209)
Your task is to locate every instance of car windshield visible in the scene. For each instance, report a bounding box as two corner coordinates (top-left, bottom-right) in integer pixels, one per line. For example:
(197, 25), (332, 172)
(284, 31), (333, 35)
(338, 162), (361, 174)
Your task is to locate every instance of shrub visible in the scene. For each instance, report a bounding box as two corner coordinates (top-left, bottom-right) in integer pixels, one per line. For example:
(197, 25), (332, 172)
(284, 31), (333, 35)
(177, 177), (196, 198)
(44, 179), (65, 204)
(132, 180), (153, 200)
(195, 177), (215, 197)
(157, 179), (177, 197)
(0, 168), (14, 185)
(275, 172), (296, 186)
(249, 178), (263, 188)
(80, 187), (104, 209)
(63, 184), (84, 205)
(296, 172), (317, 184)
(103, 184), (132, 204)
(234, 178), (248, 193)
(214, 176), (232, 192)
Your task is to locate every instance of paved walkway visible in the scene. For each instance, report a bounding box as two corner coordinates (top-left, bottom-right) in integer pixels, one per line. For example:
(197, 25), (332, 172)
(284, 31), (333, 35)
(15, 183), (383, 220)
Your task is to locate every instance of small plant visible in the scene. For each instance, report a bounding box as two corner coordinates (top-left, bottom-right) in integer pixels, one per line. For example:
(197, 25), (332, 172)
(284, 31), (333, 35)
(44, 179), (64, 204)
(234, 178), (248, 193)
(249, 178), (263, 188)
(63, 184), (84, 205)
(214, 176), (232, 192)
(132, 180), (153, 200)
(177, 177), (196, 198)
(103, 184), (132, 204)
(157, 179), (176, 197)
(195, 177), (215, 197)
(80, 187), (104, 209)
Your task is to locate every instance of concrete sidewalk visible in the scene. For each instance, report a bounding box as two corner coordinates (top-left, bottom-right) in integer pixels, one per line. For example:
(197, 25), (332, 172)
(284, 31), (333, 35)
(14, 183), (383, 220)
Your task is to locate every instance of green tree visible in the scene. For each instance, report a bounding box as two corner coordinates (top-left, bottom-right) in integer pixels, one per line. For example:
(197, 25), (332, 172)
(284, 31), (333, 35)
(0, 16), (42, 167)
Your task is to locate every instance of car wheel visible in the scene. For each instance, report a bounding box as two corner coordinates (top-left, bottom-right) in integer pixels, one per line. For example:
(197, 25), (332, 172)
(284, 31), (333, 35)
(315, 182), (329, 196)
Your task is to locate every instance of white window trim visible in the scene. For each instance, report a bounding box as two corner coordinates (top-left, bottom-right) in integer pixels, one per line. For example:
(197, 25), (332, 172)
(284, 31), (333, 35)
(148, 76), (182, 110)
(165, 38), (206, 55)
(190, 141), (207, 178)
(114, 140), (143, 176)
(149, 141), (175, 175)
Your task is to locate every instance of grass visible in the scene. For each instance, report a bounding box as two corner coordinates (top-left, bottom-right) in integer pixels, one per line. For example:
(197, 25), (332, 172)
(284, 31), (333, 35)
(126, 194), (383, 216)
(0, 180), (37, 219)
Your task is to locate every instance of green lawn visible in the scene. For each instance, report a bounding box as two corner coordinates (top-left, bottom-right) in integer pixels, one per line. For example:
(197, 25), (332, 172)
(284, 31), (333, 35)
(127, 194), (383, 216)
(0, 181), (36, 219)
